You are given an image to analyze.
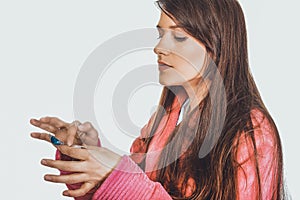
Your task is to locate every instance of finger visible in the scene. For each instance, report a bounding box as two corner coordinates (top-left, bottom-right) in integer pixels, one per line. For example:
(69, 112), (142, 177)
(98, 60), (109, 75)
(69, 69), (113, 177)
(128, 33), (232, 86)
(56, 145), (90, 160)
(40, 116), (69, 129)
(30, 118), (58, 133)
(40, 124), (58, 133)
(30, 118), (41, 126)
(77, 122), (99, 145)
(41, 159), (85, 172)
(71, 120), (81, 127)
(78, 122), (98, 136)
(30, 132), (51, 143)
(63, 182), (95, 197)
(66, 124), (77, 146)
(44, 173), (89, 184)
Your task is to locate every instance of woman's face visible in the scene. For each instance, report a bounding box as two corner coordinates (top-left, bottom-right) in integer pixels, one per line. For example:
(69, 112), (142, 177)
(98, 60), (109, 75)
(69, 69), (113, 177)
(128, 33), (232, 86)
(154, 12), (207, 88)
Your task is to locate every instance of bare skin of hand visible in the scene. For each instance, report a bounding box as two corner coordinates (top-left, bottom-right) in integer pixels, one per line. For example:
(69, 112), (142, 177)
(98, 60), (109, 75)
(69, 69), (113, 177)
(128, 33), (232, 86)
(30, 119), (121, 198)
(30, 116), (99, 146)
(42, 145), (121, 197)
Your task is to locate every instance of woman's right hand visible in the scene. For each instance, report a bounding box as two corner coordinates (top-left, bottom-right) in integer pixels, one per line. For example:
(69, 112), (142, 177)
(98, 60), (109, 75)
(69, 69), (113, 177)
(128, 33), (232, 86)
(30, 117), (99, 147)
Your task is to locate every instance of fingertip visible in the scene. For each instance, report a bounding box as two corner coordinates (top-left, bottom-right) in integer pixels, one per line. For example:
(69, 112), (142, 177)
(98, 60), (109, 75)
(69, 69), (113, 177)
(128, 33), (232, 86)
(67, 138), (73, 146)
(62, 190), (70, 196)
(30, 118), (38, 125)
(40, 159), (47, 165)
(30, 132), (38, 138)
(43, 174), (51, 181)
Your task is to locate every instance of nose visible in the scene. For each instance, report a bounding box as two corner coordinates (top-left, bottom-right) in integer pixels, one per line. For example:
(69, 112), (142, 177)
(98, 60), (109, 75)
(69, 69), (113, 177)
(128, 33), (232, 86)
(153, 40), (171, 56)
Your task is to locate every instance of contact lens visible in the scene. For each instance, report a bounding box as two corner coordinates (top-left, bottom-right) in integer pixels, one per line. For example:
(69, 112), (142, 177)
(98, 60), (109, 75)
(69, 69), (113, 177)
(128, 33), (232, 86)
(50, 135), (64, 145)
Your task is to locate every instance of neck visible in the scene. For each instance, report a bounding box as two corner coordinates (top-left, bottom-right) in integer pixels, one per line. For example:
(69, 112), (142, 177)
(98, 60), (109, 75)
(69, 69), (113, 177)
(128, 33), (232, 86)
(182, 78), (210, 111)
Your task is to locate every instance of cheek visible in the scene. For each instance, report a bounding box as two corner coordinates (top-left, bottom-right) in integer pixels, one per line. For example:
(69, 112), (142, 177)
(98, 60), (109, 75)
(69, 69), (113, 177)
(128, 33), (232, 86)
(174, 45), (206, 73)
(185, 47), (206, 71)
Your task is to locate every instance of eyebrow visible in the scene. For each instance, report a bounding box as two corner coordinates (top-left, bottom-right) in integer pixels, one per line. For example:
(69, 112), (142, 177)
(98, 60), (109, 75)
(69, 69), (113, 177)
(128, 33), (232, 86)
(156, 24), (181, 29)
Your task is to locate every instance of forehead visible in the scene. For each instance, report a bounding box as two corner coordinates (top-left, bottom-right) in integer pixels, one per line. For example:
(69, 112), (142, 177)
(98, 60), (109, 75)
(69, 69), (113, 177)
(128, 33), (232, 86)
(157, 12), (178, 28)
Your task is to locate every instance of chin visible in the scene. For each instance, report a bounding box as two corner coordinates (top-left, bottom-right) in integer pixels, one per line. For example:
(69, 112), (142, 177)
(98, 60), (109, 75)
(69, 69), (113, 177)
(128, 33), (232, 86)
(159, 77), (170, 86)
(159, 79), (167, 86)
(159, 79), (181, 87)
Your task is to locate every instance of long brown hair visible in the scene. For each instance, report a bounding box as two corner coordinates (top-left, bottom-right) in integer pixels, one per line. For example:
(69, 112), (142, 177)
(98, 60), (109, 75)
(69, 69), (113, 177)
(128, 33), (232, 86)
(142, 0), (286, 199)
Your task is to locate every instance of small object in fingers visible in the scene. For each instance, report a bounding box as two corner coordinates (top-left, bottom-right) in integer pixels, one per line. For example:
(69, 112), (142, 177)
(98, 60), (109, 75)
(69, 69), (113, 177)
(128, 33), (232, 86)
(50, 135), (64, 145)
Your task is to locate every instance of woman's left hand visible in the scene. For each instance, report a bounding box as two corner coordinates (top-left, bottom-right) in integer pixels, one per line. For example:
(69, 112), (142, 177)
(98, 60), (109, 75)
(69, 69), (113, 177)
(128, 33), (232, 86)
(36, 134), (121, 197)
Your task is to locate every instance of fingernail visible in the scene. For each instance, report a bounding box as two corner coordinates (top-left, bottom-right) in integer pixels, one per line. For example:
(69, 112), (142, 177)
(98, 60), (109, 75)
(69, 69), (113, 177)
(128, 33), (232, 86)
(30, 119), (37, 124)
(41, 159), (47, 165)
(63, 191), (69, 196)
(44, 175), (51, 181)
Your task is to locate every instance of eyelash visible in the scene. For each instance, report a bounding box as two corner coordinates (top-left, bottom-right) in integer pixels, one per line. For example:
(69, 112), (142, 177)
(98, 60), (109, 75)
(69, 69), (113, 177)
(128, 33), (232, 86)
(157, 30), (188, 42)
(174, 36), (188, 42)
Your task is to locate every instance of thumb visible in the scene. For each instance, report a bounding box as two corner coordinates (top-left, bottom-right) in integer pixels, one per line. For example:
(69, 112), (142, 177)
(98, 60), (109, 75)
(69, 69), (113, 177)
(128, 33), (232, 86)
(66, 125), (77, 146)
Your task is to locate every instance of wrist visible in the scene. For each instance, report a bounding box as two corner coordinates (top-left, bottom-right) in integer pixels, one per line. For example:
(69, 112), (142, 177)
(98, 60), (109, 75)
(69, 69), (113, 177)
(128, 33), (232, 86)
(99, 147), (122, 174)
(87, 146), (121, 180)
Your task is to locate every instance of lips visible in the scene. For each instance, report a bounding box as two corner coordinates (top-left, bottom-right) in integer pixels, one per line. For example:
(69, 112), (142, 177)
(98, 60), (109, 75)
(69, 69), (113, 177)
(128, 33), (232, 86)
(158, 60), (172, 71)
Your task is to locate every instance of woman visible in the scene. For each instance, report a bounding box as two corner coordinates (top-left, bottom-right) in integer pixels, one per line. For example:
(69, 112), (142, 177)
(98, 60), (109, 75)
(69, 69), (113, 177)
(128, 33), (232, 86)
(30, 0), (285, 199)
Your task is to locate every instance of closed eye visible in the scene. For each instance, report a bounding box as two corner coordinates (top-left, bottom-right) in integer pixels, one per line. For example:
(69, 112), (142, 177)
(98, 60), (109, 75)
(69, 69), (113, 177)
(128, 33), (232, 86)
(173, 30), (188, 42)
(156, 26), (188, 42)
(174, 36), (188, 42)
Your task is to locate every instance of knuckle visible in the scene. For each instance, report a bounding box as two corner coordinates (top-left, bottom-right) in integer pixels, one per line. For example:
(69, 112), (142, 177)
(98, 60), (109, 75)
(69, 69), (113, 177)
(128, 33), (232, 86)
(46, 160), (54, 167)
(51, 176), (59, 183)
(84, 122), (93, 129)
(77, 190), (87, 197)
(40, 116), (48, 121)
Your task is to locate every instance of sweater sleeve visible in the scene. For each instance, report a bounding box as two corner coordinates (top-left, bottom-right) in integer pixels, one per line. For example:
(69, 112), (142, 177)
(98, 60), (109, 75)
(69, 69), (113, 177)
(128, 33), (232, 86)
(236, 109), (280, 200)
(91, 110), (172, 200)
(92, 155), (172, 200)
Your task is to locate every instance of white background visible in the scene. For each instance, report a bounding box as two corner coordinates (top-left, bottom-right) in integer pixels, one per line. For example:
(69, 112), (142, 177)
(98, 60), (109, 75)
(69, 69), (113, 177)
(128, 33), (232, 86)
(0, 0), (299, 199)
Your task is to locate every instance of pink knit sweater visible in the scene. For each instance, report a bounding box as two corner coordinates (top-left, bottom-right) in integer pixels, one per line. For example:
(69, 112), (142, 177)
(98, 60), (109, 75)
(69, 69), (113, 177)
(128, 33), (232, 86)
(56, 96), (278, 200)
